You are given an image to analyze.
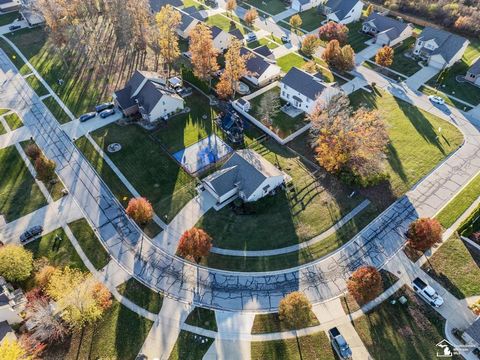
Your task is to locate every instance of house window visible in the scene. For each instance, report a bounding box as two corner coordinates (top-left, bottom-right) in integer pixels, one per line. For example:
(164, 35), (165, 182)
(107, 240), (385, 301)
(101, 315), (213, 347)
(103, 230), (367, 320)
(286, 94), (290, 99)
(263, 184), (270, 193)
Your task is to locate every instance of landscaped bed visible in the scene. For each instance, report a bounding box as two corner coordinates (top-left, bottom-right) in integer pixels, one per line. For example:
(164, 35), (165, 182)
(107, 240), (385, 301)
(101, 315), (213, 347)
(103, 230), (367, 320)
(117, 277), (164, 314)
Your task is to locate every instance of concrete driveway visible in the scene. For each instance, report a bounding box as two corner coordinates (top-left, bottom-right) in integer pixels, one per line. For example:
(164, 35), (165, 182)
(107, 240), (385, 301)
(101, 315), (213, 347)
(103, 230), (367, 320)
(405, 66), (440, 90)
(355, 44), (381, 65)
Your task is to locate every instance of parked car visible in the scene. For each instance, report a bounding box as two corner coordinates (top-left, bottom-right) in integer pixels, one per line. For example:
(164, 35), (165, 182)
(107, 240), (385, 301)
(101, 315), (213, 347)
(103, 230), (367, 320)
(329, 327), (352, 359)
(412, 277), (444, 307)
(182, 51), (192, 60)
(428, 95), (445, 105)
(79, 112), (96, 122)
(100, 108), (115, 118)
(281, 34), (290, 43)
(20, 225), (43, 243)
(9, 25), (21, 31)
(95, 102), (114, 113)
(245, 32), (257, 43)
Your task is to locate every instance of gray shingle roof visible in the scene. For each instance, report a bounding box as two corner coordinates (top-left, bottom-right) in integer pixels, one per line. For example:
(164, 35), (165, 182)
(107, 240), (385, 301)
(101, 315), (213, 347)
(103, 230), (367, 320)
(240, 47), (270, 78)
(297, 0), (310, 5)
(253, 45), (273, 58)
(178, 13), (195, 32)
(0, 321), (14, 343)
(229, 28), (244, 41)
(149, 0), (182, 12)
(364, 13), (411, 41)
(281, 67), (328, 101)
(418, 27), (469, 63)
(325, 0), (360, 21)
(468, 58), (480, 76)
(211, 26), (225, 39)
(114, 70), (146, 109)
(183, 6), (207, 20)
(466, 318), (480, 344)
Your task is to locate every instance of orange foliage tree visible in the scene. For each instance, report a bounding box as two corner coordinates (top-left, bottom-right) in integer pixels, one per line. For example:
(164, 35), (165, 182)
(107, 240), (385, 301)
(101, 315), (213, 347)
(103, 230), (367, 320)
(407, 218), (443, 252)
(244, 8), (258, 26)
(318, 21), (349, 45)
(301, 34), (320, 57)
(126, 197), (154, 226)
(375, 46), (394, 67)
(322, 40), (355, 71)
(278, 291), (312, 329)
(347, 266), (383, 304)
(177, 227), (212, 263)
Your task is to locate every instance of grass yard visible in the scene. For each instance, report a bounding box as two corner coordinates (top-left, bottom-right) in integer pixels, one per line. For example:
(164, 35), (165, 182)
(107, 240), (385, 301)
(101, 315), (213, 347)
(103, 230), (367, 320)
(91, 123), (197, 221)
(459, 203), (480, 238)
(182, 0), (206, 9)
(248, 86), (307, 138)
(0, 37), (26, 70)
(353, 287), (450, 360)
(435, 172), (480, 228)
(25, 74), (49, 97)
(0, 146), (46, 222)
(419, 86), (471, 111)
(251, 311), (319, 334)
(117, 278), (164, 314)
(0, 108), (9, 116)
(205, 14), (250, 35)
(243, 0), (287, 15)
(283, 7), (325, 33)
(185, 307), (217, 331)
(422, 235), (480, 299)
(0, 121), (5, 135)
(276, 53), (307, 72)
(347, 22), (370, 53)
(42, 96), (71, 124)
(389, 38), (422, 76)
(168, 331), (214, 360)
(68, 218), (110, 270)
(251, 331), (335, 360)
(4, 111), (22, 130)
(247, 37), (280, 50)
(0, 11), (19, 26)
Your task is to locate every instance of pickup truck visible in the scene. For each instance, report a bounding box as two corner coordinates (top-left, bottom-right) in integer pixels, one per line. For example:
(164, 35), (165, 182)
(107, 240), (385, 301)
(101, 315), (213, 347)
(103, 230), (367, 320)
(329, 327), (353, 359)
(412, 277), (444, 308)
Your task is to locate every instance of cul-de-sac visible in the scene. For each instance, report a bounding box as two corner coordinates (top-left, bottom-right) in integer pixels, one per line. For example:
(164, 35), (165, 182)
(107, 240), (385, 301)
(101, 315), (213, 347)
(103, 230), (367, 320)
(0, 0), (480, 359)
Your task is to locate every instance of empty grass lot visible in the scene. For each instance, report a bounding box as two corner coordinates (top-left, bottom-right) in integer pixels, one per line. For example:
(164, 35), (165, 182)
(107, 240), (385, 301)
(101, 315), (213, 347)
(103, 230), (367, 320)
(0, 146), (46, 222)
(347, 22), (370, 53)
(91, 124), (197, 221)
(251, 311), (319, 334)
(185, 307), (217, 331)
(169, 331), (214, 360)
(25, 74), (49, 97)
(0, 122), (5, 135)
(354, 287), (451, 360)
(251, 331), (335, 360)
(68, 218), (110, 270)
(283, 7), (325, 33)
(389, 38), (422, 76)
(421, 235), (480, 299)
(42, 96), (71, 124)
(117, 278), (164, 314)
(243, 0), (287, 15)
(4, 111), (22, 130)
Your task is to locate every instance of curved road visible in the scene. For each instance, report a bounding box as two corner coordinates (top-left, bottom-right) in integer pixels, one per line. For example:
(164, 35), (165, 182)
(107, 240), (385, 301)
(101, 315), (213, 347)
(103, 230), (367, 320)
(1, 50), (480, 312)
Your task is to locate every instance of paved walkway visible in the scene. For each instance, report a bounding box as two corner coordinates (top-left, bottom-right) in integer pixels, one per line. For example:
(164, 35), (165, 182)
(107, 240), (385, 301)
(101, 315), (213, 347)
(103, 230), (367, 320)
(0, 123), (32, 149)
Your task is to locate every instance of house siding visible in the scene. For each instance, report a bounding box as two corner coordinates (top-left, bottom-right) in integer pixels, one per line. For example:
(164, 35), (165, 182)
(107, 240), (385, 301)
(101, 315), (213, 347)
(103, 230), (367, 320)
(245, 176), (285, 202)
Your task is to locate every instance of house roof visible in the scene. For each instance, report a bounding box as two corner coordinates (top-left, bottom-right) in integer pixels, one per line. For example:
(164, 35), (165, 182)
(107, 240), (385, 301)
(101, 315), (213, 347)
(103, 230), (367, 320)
(281, 67), (328, 101)
(183, 6), (207, 20)
(178, 13), (196, 32)
(211, 26), (226, 39)
(229, 28), (244, 41)
(418, 26), (469, 63)
(466, 318), (480, 344)
(240, 47), (271, 78)
(364, 13), (411, 41)
(149, 0), (182, 12)
(204, 149), (285, 199)
(135, 80), (181, 113)
(297, 0), (310, 5)
(325, 0), (361, 21)
(468, 58), (480, 76)
(253, 45), (273, 58)
(0, 321), (15, 343)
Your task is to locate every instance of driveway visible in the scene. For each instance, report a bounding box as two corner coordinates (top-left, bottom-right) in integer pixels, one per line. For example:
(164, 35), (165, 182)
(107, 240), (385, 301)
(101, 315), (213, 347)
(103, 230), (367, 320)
(355, 44), (381, 65)
(405, 66), (440, 90)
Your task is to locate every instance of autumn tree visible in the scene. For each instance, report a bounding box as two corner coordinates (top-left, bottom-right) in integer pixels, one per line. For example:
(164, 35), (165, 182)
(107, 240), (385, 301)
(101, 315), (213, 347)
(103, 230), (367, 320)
(339, 44), (355, 71)
(303, 60), (317, 73)
(278, 291), (312, 329)
(25, 142), (41, 161)
(225, 0), (237, 15)
(301, 34), (320, 57)
(318, 21), (349, 45)
(375, 46), (394, 67)
(289, 14), (302, 35)
(46, 267), (112, 329)
(35, 265), (56, 288)
(189, 23), (219, 88)
(0, 245), (33, 282)
(258, 90), (280, 127)
(35, 155), (56, 182)
(126, 197), (154, 226)
(26, 296), (69, 343)
(407, 218), (443, 252)
(347, 266), (383, 304)
(156, 5), (181, 78)
(177, 227), (212, 263)
(244, 8), (258, 26)
(0, 339), (32, 360)
(365, 4), (374, 17)
(322, 40), (355, 71)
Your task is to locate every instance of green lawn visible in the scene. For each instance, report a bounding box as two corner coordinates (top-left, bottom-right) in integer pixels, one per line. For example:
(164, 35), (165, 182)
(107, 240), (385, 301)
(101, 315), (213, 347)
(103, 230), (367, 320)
(0, 146), (47, 222)
(251, 331), (335, 360)
(117, 278), (164, 314)
(283, 7), (326, 33)
(421, 235), (480, 299)
(419, 86), (471, 111)
(243, 0), (287, 15)
(0, 108), (9, 116)
(247, 37), (280, 50)
(0, 37), (26, 70)
(251, 311), (319, 334)
(354, 287), (449, 360)
(185, 307), (217, 331)
(276, 53), (307, 72)
(24, 227), (87, 271)
(205, 14), (251, 35)
(436, 172), (480, 228)
(42, 96), (71, 124)
(347, 22), (370, 53)
(25, 74), (49, 97)
(4, 112), (22, 130)
(0, 11), (19, 26)
(389, 38), (422, 76)
(91, 124), (197, 221)
(68, 218), (110, 270)
(249, 86), (307, 138)
(459, 203), (480, 238)
(181, 0), (206, 9)
(168, 331), (214, 360)
(0, 121), (5, 135)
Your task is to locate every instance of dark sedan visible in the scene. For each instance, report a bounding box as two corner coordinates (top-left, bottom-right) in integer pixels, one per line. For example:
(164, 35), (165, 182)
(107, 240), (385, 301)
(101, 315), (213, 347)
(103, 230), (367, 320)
(79, 112), (96, 122)
(100, 108), (115, 118)
(20, 225), (43, 243)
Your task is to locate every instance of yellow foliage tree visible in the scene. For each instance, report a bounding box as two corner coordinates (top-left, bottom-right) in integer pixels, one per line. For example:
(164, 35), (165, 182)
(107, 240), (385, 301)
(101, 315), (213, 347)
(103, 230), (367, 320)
(155, 5), (181, 78)
(189, 23), (219, 88)
(0, 339), (32, 360)
(375, 46), (394, 67)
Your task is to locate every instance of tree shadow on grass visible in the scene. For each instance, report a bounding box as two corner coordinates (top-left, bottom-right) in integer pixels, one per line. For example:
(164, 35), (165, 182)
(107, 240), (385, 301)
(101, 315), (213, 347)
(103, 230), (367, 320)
(386, 142), (408, 184)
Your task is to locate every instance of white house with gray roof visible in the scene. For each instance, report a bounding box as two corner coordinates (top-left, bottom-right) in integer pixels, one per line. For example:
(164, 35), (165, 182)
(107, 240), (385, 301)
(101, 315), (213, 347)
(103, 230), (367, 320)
(211, 26), (232, 52)
(280, 67), (341, 115)
(176, 13), (199, 39)
(413, 27), (469, 69)
(113, 70), (184, 122)
(240, 47), (281, 87)
(201, 149), (289, 208)
(322, 0), (364, 25)
(0, 277), (26, 325)
(466, 58), (480, 86)
(291, 0), (323, 12)
(362, 13), (414, 47)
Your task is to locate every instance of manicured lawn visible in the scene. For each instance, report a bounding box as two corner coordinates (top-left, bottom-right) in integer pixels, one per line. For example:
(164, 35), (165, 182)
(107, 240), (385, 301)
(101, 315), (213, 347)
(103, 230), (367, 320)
(182, 0), (206, 9)
(251, 311), (319, 334)
(0, 146), (46, 222)
(247, 37), (280, 50)
(4, 112), (22, 130)
(0, 122), (5, 135)
(419, 86), (471, 111)
(276, 53), (307, 72)
(0, 108), (9, 116)
(205, 14), (250, 35)
(91, 124), (197, 221)
(117, 278), (164, 314)
(168, 331), (214, 360)
(251, 331), (335, 360)
(347, 22), (370, 53)
(185, 307), (217, 331)
(42, 96), (71, 124)
(283, 7), (325, 33)
(436, 172), (480, 228)
(24, 227), (87, 271)
(243, 0), (287, 15)
(248, 86), (307, 138)
(68, 218), (110, 270)
(0, 37), (26, 70)
(25, 74), (49, 97)
(354, 287), (449, 360)
(459, 203), (480, 238)
(389, 38), (422, 76)
(75, 137), (133, 208)
(421, 235), (480, 299)
(0, 11), (19, 26)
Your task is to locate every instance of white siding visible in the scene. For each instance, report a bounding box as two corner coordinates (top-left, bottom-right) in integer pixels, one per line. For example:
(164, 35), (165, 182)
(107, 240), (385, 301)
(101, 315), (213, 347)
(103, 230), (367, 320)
(213, 32), (232, 52)
(0, 306), (23, 325)
(246, 176), (285, 202)
(280, 83), (340, 114)
(149, 96), (185, 122)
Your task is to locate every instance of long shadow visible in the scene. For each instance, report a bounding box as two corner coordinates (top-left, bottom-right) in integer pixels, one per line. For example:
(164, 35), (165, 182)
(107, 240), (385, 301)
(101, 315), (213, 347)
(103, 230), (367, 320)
(386, 142), (407, 183)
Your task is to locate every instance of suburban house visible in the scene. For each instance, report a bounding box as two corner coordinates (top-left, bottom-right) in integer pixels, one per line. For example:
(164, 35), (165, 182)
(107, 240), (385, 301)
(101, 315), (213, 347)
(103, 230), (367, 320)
(229, 28), (244, 41)
(280, 67), (341, 114)
(252, 45), (274, 60)
(291, 0), (323, 12)
(211, 26), (232, 52)
(113, 70), (185, 122)
(0, 0), (20, 12)
(362, 13), (414, 46)
(322, 0), (364, 25)
(183, 6), (207, 20)
(0, 321), (16, 344)
(149, 0), (182, 13)
(176, 13), (199, 39)
(465, 58), (480, 86)
(0, 276), (26, 325)
(201, 149), (290, 209)
(413, 27), (469, 69)
(240, 47), (281, 87)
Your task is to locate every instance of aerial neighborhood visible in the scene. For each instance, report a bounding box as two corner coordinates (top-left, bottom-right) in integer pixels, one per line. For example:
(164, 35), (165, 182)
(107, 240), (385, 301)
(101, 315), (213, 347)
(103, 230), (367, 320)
(1, 0), (480, 359)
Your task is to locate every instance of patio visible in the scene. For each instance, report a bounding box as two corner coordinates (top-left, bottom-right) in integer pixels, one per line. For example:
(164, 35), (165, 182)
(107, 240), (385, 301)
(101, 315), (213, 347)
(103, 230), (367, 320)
(281, 103), (304, 118)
